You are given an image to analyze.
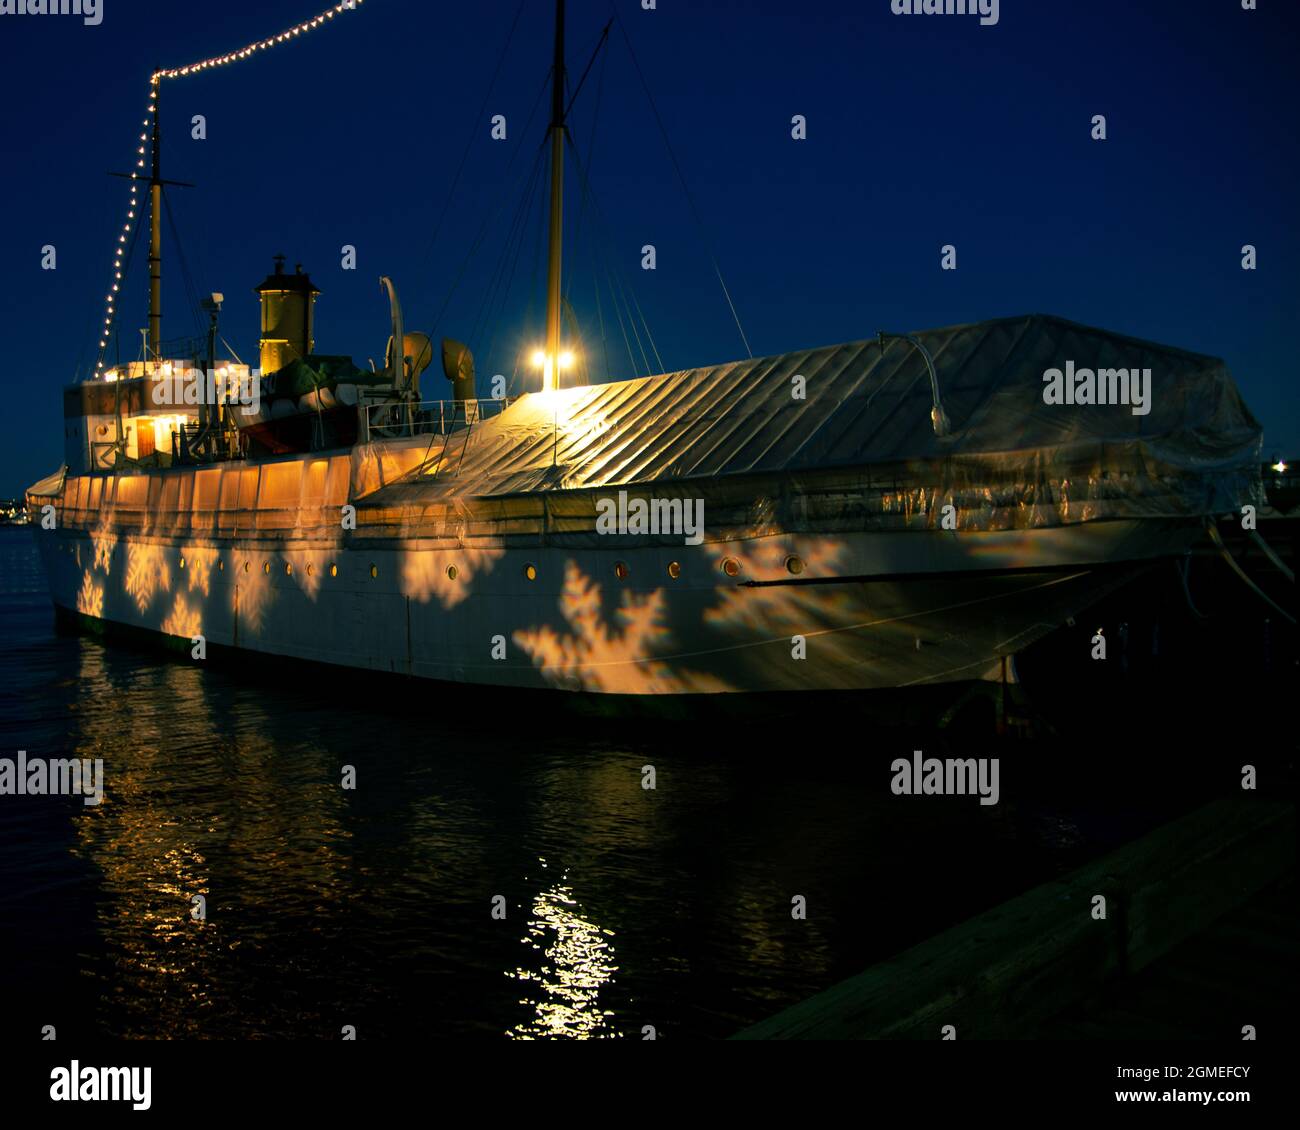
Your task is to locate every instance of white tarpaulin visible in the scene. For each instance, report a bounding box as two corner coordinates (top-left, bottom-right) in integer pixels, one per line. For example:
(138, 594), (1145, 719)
(356, 313), (1265, 538)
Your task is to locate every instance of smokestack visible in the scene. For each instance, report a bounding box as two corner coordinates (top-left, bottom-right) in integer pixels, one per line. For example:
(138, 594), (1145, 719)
(254, 255), (320, 376)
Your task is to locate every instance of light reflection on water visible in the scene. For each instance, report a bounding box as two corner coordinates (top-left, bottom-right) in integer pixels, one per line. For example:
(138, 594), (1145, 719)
(507, 860), (620, 1040)
(0, 531), (1188, 1039)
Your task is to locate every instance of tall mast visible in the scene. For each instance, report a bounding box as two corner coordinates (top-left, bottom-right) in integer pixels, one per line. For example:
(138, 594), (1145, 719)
(148, 75), (162, 366)
(543, 0), (566, 391)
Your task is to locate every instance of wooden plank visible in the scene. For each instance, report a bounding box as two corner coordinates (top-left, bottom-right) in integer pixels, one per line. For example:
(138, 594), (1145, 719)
(734, 798), (1294, 1040)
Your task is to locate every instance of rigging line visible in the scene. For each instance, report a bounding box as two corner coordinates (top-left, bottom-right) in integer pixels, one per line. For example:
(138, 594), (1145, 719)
(481, 156), (548, 381)
(564, 133), (633, 370)
(588, 217), (637, 378)
(479, 176), (545, 390)
(612, 9), (752, 359)
(623, 270), (664, 375)
(563, 19), (613, 123)
(174, 183), (214, 335)
(161, 188), (203, 339)
(566, 36), (609, 302)
(568, 137), (658, 375)
(590, 243), (611, 382)
(120, 207), (147, 361)
(218, 335), (245, 365)
(477, 158), (544, 356)
(604, 248), (645, 378)
(416, 0), (528, 270)
(579, 175), (612, 384)
(163, 193), (202, 341)
(468, 160), (536, 347)
(423, 68), (553, 345)
(469, 141), (547, 352)
(613, 260), (653, 377)
(563, 56), (636, 381)
(508, 160), (549, 398)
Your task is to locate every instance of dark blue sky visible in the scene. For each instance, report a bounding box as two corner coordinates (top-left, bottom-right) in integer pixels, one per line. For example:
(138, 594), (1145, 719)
(1, 0), (1296, 493)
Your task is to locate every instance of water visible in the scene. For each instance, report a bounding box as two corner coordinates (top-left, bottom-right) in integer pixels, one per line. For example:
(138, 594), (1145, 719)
(0, 527), (1201, 1040)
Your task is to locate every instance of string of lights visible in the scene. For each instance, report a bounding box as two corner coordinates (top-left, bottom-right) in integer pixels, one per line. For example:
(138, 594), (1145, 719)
(94, 0), (367, 378)
(153, 0), (366, 80)
(93, 81), (152, 376)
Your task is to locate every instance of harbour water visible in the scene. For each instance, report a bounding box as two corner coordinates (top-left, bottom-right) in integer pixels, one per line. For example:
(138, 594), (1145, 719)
(0, 527), (1212, 1039)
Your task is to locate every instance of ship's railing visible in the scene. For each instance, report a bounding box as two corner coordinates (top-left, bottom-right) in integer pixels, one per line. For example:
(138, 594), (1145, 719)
(359, 397), (517, 444)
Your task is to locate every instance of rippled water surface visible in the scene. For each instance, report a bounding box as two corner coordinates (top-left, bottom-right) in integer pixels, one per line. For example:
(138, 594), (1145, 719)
(0, 529), (1190, 1039)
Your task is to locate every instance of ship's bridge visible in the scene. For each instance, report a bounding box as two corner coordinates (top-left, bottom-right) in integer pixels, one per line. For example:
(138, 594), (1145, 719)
(66, 347), (251, 473)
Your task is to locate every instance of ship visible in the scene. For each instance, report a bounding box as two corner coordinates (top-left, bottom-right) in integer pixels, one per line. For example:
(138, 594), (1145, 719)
(27, 1), (1267, 710)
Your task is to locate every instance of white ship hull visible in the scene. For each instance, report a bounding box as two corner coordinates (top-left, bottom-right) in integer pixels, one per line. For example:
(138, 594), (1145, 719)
(32, 461), (1194, 699)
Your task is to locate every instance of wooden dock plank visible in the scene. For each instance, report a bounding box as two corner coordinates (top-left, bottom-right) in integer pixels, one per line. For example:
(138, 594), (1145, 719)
(734, 799), (1294, 1040)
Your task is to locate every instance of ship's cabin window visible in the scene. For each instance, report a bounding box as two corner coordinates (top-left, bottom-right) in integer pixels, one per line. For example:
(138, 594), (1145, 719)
(179, 556), (186, 570)
(721, 557), (741, 578)
(306, 564), (314, 577)
(524, 563), (537, 581)
(285, 563), (293, 576)
(263, 562), (271, 575)
(667, 561), (681, 580)
(614, 561), (629, 580)
(785, 555), (805, 575)
(329, 564), (338, 578)
(369, 564), (378, 579)
(447, 565), (458, 581)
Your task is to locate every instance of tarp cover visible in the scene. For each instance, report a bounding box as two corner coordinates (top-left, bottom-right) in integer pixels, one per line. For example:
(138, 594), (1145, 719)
(263, 355), (379, 401)
(356, 313), (1266, 533)
(26, 464), (67, 499)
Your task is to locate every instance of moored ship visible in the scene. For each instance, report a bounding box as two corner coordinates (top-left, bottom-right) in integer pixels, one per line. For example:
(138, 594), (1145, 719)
(28, 1), (1265, 707)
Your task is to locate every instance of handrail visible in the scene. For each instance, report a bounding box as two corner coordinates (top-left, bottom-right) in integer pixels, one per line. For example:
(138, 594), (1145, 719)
(360, 397), (518, 443)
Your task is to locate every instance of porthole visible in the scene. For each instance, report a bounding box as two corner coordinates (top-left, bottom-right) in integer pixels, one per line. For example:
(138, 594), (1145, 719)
(667, 561), (681, 580)
(614, 561), (629, 580)
(306, 564), (314, 577)
(329, 564), (338, 578)
(447, 565), (459, 581)
(179, 556), (186, 570)
(263, 561), (271, 574)
(721, 557), (741, 578)
(524, 563), (537, 581)
(785, 555), (805, 576)
(285, 562), (293, 576)
(369, 564), (378, 579)
(243, 561), (250, 573)
(218, 559), (225, 573)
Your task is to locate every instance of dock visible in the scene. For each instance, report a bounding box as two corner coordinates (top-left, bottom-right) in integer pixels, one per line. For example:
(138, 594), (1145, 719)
(734, 796), (1295, 1040)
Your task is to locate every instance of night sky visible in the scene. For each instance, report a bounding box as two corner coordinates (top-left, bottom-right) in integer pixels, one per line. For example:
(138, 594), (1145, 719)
(0, 0), (1296, 494)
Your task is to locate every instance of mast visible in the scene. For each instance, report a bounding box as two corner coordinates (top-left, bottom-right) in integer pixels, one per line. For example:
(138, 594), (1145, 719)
(543, 0), (566, 391)
(148, 75), (162, 367)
